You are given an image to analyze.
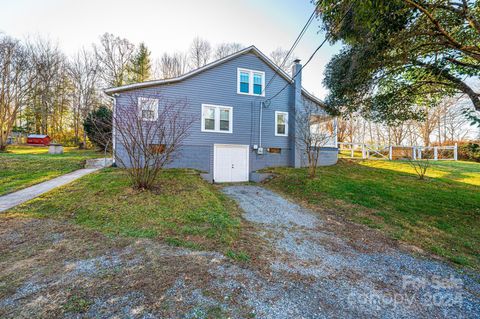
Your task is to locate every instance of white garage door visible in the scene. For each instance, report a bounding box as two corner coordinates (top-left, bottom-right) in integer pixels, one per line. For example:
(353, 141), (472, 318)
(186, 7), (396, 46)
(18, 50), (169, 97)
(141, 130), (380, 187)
(214, 144), (249, 183)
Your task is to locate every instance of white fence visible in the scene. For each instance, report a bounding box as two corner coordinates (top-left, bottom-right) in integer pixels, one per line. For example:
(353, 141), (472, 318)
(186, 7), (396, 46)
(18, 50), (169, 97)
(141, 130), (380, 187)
(338, 142), (458, 161)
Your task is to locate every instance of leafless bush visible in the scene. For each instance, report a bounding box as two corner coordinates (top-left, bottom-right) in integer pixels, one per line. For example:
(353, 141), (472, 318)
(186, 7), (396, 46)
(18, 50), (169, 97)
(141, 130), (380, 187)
(402, 149), (431, 180)
(114, 92), (194, 189)
(296, 100), (333, 178)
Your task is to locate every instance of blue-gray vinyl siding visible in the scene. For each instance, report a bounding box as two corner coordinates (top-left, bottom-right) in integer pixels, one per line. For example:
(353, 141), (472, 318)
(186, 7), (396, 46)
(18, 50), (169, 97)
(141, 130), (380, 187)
(114, 52), (337, 178)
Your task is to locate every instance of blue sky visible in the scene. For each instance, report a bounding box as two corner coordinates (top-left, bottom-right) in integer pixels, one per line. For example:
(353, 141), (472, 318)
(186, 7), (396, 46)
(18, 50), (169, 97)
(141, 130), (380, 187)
(0, 0), (342, 97)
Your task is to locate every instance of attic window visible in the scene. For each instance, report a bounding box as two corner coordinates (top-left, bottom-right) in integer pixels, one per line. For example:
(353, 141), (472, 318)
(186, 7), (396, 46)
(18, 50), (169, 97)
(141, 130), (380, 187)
(253, 73), (263, 95)
(237, 68), (265, 96)
(239, 71), (249, 93)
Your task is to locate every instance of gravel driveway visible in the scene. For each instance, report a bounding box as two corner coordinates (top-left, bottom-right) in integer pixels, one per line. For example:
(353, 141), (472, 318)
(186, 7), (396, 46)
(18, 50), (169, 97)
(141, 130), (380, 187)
(1, 186), (479, 318)
(221, 185), (480, 318)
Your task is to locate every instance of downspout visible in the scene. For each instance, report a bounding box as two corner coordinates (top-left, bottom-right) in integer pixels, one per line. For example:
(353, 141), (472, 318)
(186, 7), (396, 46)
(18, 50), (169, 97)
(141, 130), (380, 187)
(250, 101), (254, 146)
(292, 59), (303, 168)
(259, 101), (264, 149)
(107, 93), (119, 164)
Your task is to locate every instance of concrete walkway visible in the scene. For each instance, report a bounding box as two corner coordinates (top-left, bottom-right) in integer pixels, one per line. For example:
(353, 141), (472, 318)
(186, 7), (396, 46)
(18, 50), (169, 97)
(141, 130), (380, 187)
(0, 168), (99, 212)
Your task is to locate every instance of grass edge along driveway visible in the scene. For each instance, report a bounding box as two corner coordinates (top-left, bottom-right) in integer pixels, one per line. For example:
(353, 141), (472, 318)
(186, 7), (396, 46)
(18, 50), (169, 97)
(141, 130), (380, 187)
(263, 159), (480, 270)
(5, 168), (254, 259)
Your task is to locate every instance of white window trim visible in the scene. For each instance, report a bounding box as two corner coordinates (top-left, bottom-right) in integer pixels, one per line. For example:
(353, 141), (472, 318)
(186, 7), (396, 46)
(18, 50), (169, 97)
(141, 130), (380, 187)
(201, 104), (233, 134)
(237, 68), (265, 97)
(275, 111), (288, 136)
(138, 97), (158, 121)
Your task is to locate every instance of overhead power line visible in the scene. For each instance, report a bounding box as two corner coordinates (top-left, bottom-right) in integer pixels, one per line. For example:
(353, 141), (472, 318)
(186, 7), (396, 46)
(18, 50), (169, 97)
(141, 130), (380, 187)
(261, 6), (317, 95)
(267, 0), (358, 102)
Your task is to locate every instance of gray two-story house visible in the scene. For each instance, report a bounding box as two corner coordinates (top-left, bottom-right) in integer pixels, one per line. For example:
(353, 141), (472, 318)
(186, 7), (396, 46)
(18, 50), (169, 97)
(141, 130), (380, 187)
(105, 46), (338, 183)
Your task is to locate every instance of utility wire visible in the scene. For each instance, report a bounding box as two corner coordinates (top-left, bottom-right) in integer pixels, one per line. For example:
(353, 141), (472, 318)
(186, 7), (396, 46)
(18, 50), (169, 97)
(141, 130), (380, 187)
(267, 0), (358, 102)
(261, 6), (317, 95)
(265, 0), (452, 129)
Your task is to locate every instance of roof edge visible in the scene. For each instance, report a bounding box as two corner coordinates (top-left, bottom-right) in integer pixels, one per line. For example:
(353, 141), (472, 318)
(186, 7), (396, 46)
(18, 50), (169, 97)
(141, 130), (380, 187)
(105, 45), (291, 95)
(301, 89), (326, 107)
(104, 45), (325, 107)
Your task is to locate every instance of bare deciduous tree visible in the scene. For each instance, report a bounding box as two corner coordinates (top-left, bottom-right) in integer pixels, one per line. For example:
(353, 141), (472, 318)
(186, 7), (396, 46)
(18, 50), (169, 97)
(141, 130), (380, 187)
(390, 123), (409, 146)
(269, 47), (297, 74)
(156, 52), (189, 79)
(114, 92), (194, 189)
(296, 99), (334, 178)
(214, 42), (243, 59)
(189, 37), (211, 69)
(94, 33), (135, 87)
(347, 114), (361, 143)
(405, 120), (421, 146)
(437, 95), (472, 143)
(27, 37), (67, 136)
(415, 105), (441, 146)
(69, 48), (100, 147)
(0, 34), (35, 151)
(335, 116), (349, 143)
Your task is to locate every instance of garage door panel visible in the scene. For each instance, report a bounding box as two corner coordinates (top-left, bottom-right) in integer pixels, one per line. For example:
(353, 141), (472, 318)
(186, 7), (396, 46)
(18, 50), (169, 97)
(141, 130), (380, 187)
(230, 147), (248, 182)
(214, 145), (249, 183)
(215, 147), (232, 182)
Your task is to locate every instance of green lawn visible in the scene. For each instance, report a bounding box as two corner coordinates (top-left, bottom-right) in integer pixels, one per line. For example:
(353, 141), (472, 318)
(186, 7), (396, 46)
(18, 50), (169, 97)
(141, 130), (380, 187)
(362, 160), (480, 186)
(6, 168), (245, 253)
(264, 159), (480, 269)
(0, 145), (102, 196)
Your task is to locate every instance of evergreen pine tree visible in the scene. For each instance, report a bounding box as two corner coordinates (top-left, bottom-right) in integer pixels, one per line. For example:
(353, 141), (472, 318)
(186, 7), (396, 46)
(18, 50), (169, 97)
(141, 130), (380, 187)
(129, 42), (152, 83)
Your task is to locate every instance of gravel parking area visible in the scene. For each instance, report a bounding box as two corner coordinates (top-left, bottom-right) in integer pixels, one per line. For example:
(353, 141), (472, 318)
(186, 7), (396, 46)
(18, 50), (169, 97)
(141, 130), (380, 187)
(222, 185), (480, 318)
(1, 186), (479, 318)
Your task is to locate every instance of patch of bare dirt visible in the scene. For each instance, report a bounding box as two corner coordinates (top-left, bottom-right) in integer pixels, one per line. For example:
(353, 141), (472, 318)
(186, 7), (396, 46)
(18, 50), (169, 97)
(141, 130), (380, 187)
(1, 183), (479, 319)
(0, 216), (250, 318)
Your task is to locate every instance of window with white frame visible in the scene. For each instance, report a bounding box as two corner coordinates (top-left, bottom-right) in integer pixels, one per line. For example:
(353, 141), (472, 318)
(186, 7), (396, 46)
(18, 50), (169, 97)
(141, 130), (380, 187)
(275, 111), (288, 136)
(239, 71), (250, 94)
(201, 104), (233, 133)
(237, 68), (265, 96)
(138, 97), (158, 121)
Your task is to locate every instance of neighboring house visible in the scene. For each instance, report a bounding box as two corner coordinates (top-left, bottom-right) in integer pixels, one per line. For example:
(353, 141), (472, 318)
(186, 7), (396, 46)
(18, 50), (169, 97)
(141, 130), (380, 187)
(105, 46), (338, 183)
(6, 131), (26, 144)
